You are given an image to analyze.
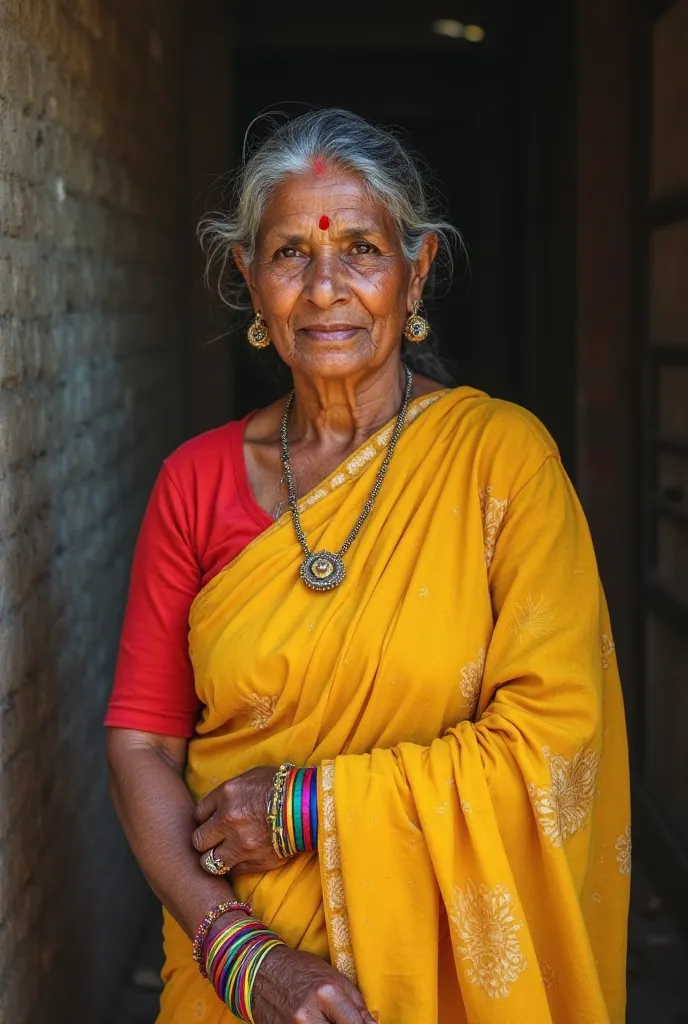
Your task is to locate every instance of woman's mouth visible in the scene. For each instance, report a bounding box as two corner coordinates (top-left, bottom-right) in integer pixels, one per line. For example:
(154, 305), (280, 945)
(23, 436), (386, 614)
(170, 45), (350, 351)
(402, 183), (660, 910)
(299, 324), (364, 341)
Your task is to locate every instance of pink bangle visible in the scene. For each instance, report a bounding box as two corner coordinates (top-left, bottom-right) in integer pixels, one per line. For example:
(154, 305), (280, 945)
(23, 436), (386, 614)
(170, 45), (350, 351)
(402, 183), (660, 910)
(192, 900), (252, 976)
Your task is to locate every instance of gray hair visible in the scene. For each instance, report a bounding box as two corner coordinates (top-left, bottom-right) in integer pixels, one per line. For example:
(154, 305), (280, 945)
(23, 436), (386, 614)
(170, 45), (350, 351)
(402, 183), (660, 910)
(199, 108), (464, 311)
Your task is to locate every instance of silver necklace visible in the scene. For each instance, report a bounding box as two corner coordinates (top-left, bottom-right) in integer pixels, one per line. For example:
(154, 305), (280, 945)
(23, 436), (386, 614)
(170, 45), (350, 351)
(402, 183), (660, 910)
(280, 365), (413, 591)
(273, 470), (288, 519)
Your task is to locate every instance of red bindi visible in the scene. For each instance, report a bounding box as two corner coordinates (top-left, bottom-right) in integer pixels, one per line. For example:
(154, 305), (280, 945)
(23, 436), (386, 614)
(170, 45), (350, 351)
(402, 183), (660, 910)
(318, 215), (330, 230)
(313, 158), (326, 175)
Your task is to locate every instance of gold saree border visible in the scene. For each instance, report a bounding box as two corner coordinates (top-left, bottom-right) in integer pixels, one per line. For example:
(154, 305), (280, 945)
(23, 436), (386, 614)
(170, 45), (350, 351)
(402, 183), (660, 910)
(320, 760), (357, 982)
(189, 388), (450, 619)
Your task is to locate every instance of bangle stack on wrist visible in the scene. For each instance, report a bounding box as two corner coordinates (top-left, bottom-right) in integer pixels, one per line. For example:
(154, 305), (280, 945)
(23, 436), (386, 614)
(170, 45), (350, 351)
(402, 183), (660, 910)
(192, 900), (252, 976)
(192, 901), (285, 1023)
(267, 763), (319, 858)
(206, 915), (284, 1023)
(284, 765), (319, 855)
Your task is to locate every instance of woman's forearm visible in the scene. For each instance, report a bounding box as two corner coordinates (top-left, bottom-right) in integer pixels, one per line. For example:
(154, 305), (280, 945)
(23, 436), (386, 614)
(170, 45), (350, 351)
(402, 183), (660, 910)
(106, 728), (236, 937)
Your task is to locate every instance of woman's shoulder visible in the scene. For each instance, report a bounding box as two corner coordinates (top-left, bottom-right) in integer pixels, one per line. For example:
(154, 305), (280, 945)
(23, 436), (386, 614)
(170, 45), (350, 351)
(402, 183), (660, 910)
(463, 392), (557, 452)
(442, 388), (562, 497)
(162, 415), (251, 491)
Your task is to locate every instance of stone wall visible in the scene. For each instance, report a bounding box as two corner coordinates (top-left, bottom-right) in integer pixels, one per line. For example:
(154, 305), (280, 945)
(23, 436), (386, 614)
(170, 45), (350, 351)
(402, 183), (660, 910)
(0, 1), (186, 1019)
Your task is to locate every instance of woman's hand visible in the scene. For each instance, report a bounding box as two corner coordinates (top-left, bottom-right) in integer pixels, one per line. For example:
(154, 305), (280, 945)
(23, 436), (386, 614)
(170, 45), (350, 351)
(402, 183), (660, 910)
(253, 946), (377, 1024)
(192, 766), (284, 874)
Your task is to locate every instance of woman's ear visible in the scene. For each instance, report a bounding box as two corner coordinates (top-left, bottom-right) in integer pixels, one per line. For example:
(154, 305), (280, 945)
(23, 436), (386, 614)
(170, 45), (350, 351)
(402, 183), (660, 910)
(232, 245), (254, 296)
(408, 232), (439, 307)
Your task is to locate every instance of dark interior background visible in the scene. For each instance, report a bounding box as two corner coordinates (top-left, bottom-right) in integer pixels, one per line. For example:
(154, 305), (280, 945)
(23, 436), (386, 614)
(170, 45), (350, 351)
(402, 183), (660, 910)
(228, 0), (577, 469)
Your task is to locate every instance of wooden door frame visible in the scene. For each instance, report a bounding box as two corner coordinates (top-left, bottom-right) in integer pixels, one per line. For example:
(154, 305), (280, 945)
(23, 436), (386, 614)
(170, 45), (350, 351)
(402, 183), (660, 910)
(629, 0), (688, 936)
(520, 0), (578, 470)
(574, 0), (635, 707)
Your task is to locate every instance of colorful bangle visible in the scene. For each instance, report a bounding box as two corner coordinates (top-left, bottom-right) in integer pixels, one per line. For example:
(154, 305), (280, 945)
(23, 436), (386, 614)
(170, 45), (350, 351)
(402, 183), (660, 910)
(192, 900), (252, 977)
(205, 915), (285, 1023)
(266, 762), (295, 858)
(284, 767), (298, 854)
(305, 765), (318, 850)
(273, 765), (319, 858)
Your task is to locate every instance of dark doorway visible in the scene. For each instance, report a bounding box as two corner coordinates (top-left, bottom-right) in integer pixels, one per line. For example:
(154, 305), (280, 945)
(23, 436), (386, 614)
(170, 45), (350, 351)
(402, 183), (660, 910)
(230, 15), (537, 421)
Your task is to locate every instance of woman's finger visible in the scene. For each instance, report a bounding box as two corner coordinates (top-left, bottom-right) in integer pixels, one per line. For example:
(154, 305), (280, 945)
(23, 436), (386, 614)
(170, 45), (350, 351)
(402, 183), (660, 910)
(317, 983), (372, 1024)
(197, 839), (238, 875)
(338, 977), (376, 1021)
(207, 839), (244, 871)
(191, 813), (224, 852)
(193, 788), (219, 823)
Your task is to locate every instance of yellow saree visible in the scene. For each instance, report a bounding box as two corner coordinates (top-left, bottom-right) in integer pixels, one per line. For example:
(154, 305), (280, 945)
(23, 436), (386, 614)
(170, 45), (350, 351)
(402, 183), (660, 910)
(159, 387), (630, 1024)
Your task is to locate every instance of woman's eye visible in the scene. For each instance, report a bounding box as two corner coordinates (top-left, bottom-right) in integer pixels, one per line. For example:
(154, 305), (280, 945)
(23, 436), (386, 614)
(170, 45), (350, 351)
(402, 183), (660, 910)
(276, 246), (300, 259)
(351, 242), (376, 255)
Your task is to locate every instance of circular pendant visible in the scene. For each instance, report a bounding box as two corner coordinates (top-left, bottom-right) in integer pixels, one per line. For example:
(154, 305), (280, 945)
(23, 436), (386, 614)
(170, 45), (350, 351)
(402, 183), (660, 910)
(300, 551), (346, 591)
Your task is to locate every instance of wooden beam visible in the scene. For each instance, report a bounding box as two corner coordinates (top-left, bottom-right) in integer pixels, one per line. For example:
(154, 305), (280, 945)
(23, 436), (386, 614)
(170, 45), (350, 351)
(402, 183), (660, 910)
(575, 0), (635, 703)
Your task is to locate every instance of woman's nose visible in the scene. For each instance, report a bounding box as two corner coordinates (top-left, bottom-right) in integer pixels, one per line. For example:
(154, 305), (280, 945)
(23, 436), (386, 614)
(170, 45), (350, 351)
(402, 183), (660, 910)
(303, 250), (348, 307)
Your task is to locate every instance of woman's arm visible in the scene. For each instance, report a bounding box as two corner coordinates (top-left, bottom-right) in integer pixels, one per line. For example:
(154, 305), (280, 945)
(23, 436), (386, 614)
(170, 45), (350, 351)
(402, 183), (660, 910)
(107, 727), (375, 1024)
(106, 726), (237, 934)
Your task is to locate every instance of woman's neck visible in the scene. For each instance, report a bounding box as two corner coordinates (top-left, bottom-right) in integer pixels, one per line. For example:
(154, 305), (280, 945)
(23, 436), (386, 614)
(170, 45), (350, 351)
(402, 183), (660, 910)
(288, 362), (408, 447)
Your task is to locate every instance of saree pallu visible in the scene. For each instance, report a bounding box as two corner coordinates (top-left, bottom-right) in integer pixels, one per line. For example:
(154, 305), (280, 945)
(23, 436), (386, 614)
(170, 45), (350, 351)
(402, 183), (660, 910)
(159, 387), (630, 1024)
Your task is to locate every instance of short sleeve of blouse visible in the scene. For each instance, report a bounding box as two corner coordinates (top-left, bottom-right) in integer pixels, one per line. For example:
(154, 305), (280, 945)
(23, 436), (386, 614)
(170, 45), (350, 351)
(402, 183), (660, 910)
(105, 463), (202, 737)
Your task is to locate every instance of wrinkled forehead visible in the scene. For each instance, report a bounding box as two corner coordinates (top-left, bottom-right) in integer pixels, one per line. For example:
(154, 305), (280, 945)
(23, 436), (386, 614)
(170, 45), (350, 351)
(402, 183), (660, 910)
(258, 169), (397, 239)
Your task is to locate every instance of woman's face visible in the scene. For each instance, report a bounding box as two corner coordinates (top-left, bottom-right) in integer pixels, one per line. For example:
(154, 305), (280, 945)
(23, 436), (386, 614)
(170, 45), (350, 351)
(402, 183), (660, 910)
(235, 167), (437, 380)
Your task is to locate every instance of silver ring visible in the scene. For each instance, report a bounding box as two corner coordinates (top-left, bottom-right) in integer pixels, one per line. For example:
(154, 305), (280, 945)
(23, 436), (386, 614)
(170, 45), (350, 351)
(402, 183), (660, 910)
(202, 846), (229, 876)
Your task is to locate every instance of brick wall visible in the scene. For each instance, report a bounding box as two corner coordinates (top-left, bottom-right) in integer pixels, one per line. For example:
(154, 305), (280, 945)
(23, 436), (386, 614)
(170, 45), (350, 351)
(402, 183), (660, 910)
(0, 2), (186, 1020)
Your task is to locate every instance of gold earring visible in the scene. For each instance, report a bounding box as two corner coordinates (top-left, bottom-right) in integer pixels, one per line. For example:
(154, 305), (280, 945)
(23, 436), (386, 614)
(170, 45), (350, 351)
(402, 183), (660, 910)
(403, 300), (430, 343)
(248, 312), (271, 349)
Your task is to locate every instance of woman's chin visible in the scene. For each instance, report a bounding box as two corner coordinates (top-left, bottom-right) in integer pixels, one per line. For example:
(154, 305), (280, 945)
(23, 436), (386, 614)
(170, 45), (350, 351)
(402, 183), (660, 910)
(291, 339), (385, 378)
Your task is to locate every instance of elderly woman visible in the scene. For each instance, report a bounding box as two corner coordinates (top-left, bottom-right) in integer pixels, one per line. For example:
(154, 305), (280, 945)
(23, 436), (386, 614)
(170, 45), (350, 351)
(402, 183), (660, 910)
(105, 109), (630, 1024)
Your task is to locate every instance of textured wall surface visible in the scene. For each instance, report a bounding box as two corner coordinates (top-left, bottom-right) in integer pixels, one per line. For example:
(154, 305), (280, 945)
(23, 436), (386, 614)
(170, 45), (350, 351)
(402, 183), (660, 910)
(0, 2), (186, 1019)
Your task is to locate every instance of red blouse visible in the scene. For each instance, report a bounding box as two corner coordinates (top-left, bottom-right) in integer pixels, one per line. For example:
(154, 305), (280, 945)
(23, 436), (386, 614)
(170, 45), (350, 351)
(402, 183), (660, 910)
(105, 413), (272, 737)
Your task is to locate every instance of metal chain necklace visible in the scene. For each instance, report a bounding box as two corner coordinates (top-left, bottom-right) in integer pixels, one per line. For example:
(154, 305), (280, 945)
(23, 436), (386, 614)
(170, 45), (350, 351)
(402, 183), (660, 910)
(280, 365), (414, 591)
